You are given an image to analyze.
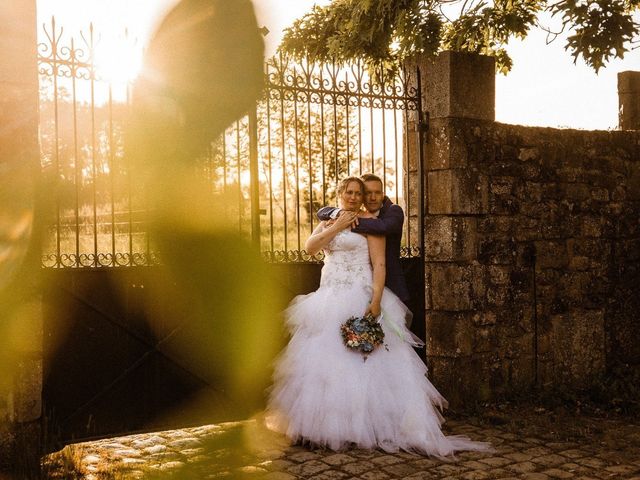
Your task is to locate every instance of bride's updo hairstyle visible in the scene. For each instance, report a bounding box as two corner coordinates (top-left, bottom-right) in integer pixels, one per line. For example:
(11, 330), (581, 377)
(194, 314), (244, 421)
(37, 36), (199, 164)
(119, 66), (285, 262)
(337, 176), (365, 197)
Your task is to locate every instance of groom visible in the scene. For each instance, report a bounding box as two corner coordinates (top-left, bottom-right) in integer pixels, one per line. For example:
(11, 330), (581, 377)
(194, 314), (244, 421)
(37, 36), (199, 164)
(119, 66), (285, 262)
(317, 173), (410, 306)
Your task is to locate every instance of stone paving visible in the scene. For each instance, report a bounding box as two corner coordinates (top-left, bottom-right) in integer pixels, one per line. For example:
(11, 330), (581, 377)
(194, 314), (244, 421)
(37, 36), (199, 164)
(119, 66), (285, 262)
(44, 408), (640, 479)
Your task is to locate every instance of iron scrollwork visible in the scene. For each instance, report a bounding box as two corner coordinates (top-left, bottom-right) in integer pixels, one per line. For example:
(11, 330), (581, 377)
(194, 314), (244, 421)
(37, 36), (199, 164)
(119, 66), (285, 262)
(262, 249), (324, 264)
(265, 56), (419, 111)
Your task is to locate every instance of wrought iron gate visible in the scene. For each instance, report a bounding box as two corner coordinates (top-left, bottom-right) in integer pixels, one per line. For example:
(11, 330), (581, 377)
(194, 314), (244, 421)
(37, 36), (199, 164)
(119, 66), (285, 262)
(38, 18), (423, 268)
(37, 18), (426, 443)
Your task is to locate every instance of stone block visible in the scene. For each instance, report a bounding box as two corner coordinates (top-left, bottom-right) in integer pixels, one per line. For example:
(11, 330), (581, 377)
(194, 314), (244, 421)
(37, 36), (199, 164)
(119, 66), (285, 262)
(565, 183), (591, 201)
(407, 213), (419, 246)
(11, 358), (42, 423)
(478, 238), (517, 265)
(506, 355), (536, 391)
(518, 181), (543, 202)
(0, 89), (39, 164)
(490, 176), (515, 195)
(488, 265), (511, 285)
(428, 169), (488, 214)
(425, 215), (477, 261)
(473, 325), (497, 353)
(428, 263), (485, 311)
(425, 119), (493, 171)
(509, 267), (533, 294)
(0, 420), (40, 472)
(482, 218), (520, 241)
(548, 309), (606, 388)
(486, 284), (512, 307)
(6, 298), (42, 354)
(618, 71), (640, 130)
(408, 170), (423, 210)
(567, 255), (590, 271)
(426, 121), (468, 170)
(617, 238), (640, 261)
(534, 241), (568, 269)
(518, 147), (540, 162)
(508, 304), (535, 333)
(618, 207), (640, 236)
(611, 185), (626, 201)
(559, 271), (608, 309)
(0, 2), (38, 86)
(590, 186), (610, 201)
(403, 123), (421, 172)
(426, 312), (474, 357)
(626, 161), (640, 200)
(618, 70), (640, 93)
(419, 51), (495, 121)
(541, 182), (565, 200)
(502, 332), (535, 359)
(426, 356), (483, 407)
(578, 238), (611, 257)
(472, 311), (496, 326)
(580, 215), (604, 238)
(489, 192), (519, 215)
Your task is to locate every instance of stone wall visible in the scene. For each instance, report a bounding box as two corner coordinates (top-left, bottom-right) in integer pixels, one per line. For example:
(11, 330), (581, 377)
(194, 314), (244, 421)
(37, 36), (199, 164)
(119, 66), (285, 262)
(415, 52), (640, 406)
(426, 119), (640, 405)
(0, 0), (42, 472)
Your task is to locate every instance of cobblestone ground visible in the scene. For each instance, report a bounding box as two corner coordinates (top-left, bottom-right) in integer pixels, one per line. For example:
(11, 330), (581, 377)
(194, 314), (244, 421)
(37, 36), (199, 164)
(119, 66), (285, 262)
(44, 406), (640, 479)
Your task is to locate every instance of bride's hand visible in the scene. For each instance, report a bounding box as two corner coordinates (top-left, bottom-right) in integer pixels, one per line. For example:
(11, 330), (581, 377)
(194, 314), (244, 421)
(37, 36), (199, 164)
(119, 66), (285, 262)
(365, 301), (381, 318)
(331, 210), (358, 230)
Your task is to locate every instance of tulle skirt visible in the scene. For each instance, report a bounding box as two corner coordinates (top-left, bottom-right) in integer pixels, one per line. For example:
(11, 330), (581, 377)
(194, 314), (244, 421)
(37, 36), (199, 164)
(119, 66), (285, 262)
(265, 283), (490, 457)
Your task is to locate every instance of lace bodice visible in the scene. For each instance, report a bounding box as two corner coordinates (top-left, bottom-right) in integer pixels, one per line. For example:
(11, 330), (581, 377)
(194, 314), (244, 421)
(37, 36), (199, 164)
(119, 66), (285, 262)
(319, 230), (372, 292)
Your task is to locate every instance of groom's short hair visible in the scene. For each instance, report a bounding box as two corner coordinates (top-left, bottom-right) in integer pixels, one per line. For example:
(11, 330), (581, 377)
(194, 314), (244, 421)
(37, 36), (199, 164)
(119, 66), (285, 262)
(361, 173), (383, 185)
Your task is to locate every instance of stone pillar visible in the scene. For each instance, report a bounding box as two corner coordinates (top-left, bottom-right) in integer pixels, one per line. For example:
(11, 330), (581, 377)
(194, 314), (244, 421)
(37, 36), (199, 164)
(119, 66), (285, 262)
(618, 71), (640, 130)
(410, 51), (495, 406)
(0, 0), (42, 474)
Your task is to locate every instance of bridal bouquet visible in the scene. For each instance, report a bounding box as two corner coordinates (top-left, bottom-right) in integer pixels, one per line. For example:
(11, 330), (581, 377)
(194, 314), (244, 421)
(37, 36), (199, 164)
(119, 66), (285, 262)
(340, 313), (387, 361)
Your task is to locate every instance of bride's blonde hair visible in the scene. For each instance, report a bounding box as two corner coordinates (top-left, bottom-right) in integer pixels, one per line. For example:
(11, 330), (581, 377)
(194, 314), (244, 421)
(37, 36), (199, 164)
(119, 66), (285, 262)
(337, 176), (365, 196)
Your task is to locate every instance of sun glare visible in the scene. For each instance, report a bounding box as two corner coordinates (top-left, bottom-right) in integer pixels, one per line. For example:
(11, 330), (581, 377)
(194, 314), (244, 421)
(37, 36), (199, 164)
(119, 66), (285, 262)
(94, 36), (143, 86)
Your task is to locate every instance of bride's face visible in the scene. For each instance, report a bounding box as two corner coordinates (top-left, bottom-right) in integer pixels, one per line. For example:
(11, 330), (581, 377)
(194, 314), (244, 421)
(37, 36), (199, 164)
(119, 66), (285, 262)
(339, 181), (363, 211)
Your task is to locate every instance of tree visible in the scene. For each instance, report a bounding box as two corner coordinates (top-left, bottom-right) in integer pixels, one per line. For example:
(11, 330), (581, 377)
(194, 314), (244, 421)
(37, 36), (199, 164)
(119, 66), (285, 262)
(279, 0), (640, 74)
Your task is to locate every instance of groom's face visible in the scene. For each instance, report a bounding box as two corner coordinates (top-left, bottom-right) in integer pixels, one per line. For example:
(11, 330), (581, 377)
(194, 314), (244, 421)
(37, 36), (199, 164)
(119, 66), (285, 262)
(364, 180), (384, 213)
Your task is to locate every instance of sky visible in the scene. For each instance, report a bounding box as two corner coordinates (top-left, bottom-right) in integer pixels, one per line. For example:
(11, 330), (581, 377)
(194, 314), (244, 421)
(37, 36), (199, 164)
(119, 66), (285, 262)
(36, 0), (640, 131)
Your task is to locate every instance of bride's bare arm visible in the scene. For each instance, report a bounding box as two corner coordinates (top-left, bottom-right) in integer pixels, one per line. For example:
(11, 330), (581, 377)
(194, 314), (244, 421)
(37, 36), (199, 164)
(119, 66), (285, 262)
(366, 234), (386, 317)
(305, 210), (358, 256)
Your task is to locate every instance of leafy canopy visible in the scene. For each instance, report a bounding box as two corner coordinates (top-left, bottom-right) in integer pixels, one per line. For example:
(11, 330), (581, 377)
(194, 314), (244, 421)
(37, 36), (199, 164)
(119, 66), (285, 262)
(279, 0), (640, 74)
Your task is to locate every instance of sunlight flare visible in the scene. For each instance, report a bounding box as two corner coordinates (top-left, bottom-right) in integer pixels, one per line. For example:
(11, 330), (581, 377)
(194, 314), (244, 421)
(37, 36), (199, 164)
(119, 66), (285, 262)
(93, 33), (143, 86)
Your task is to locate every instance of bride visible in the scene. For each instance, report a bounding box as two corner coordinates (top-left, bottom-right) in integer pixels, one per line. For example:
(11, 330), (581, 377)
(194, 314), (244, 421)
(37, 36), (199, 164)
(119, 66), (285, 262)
(266, 176), (489, 456)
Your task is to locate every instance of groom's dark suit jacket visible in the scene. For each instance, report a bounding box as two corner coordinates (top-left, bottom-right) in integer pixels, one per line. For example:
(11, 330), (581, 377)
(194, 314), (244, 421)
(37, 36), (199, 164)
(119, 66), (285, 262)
(317, 197), (410, 305)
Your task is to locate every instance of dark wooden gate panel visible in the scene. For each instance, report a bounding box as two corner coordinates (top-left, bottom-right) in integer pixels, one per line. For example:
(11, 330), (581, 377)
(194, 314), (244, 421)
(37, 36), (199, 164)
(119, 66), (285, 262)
(43, 260), (424, 448)
(402, 258), (426, 343)
(42, 269), (230, 449)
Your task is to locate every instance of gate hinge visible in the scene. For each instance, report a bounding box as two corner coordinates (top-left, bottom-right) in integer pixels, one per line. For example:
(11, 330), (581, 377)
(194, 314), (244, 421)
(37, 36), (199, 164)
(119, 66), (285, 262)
(415, 110), (429, 133)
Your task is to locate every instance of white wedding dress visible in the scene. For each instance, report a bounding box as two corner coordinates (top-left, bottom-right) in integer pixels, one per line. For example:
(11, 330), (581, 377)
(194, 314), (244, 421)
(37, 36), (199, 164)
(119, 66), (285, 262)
(266, 230), (489, 456)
